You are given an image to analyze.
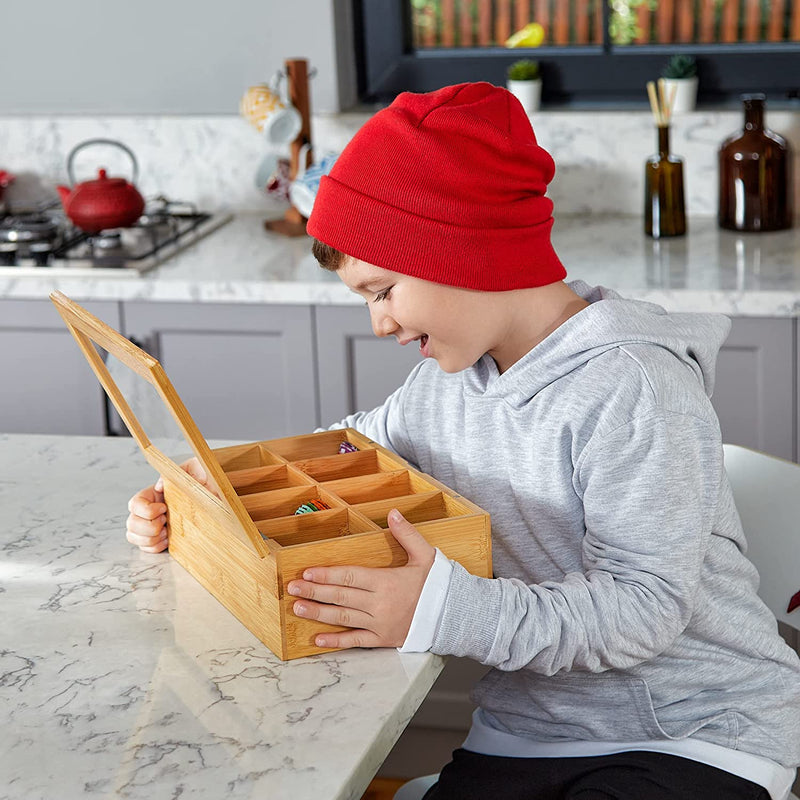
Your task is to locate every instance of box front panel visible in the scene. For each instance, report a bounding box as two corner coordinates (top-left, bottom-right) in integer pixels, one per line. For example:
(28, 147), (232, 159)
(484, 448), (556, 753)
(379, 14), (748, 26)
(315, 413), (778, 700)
(275, 516), (492, 660)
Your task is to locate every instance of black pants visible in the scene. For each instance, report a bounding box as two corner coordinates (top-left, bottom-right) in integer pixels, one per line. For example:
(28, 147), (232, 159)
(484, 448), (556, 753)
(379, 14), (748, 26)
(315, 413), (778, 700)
(422, 749), (771, 800)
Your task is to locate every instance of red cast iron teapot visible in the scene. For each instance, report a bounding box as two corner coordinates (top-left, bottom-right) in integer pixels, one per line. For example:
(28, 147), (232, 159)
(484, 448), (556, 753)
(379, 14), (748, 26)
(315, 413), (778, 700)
(57, 139), (145, 232)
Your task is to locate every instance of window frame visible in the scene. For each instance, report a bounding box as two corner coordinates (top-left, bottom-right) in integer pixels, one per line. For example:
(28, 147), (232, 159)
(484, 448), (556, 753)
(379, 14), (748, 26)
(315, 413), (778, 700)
(354, 0), (800, 107)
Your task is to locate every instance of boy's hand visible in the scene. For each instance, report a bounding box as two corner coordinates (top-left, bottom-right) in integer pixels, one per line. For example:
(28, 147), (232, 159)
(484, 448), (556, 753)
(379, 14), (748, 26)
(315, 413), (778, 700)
(125, 457), (219, 554)
(288, 509), (435, 649)
(126, 482), (168, 553)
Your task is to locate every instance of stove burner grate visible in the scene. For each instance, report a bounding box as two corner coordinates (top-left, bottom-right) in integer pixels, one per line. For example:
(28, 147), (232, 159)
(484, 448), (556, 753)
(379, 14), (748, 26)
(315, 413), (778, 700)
(0, 213), (60, 245)
(50, 211), (212, 264)
(0, 198), (230, 273)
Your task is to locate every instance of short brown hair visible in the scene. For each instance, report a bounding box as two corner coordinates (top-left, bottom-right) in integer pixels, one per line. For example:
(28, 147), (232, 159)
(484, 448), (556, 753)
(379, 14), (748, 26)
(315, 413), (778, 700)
(311, 238), (350, 272)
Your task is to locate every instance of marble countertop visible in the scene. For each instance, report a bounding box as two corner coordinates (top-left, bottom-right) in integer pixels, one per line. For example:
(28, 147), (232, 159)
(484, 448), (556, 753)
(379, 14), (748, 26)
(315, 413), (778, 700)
(0, 433), (444, 800)
(2, 212), (800, 315)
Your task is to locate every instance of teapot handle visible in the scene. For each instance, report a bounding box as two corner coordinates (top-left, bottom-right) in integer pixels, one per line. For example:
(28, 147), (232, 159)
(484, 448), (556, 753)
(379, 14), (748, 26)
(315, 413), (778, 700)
(66, 139), (140, 186)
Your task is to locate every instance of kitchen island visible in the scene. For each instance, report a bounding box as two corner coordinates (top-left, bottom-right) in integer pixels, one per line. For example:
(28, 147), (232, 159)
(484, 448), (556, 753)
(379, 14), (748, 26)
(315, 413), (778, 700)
(3, 214), (800, 790)
(0, 433), (444, 800)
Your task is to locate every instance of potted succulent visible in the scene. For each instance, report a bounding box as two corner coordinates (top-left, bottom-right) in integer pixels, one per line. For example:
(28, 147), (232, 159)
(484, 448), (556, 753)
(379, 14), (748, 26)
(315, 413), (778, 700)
(661, 54), (698, 113)
(506, 59), (542, 113)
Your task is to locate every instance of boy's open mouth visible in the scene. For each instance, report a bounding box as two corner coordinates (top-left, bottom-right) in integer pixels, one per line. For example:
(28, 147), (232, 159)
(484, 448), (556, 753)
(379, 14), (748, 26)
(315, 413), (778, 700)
(399, 334), (430, 357)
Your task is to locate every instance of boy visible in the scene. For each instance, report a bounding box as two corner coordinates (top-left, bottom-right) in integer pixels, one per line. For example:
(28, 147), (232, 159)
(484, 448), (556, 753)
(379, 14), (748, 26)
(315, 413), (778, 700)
(126, 83), (800, 799)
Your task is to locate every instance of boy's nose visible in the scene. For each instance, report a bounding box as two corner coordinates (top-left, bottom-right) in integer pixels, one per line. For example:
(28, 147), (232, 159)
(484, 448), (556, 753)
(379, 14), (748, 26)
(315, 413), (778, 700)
(370, 308), (399, 338)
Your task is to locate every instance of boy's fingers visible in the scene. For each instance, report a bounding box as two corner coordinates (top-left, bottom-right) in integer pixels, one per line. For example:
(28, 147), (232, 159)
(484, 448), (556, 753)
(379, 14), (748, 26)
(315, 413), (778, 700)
(292, 599), (372, 630)
(180, 458), (221, 498)
(182, 458), (207, 483)
(126, 481), (169, 554)
(386, 509), (435, 566)
(126, 513), (167, 538)
(130, 536), (169, 554)
(288, 580), (370, 609)
(127, 495), (167, 520)
(138, 542), (169, 554)
(314, 629), (379, 650)
(299, 565), (378, 591)
(126, 526), (168, 551)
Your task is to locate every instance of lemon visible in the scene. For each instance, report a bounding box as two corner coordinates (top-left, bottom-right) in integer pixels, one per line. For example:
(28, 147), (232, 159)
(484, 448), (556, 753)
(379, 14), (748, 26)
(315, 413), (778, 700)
(504, 22), (545, 48)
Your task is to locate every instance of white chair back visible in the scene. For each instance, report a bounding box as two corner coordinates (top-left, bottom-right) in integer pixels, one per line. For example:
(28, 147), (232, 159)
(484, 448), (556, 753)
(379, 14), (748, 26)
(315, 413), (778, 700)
(393, 445), (800, 800)
(723, 444), (800, 634)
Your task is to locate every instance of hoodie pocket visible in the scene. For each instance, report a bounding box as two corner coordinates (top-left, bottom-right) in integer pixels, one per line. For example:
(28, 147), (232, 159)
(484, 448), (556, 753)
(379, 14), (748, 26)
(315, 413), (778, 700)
(472, 670), (735, 745)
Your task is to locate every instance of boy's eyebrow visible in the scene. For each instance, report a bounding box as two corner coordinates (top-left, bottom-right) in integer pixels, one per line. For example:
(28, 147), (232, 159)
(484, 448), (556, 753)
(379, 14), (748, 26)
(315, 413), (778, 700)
(352, 279), (386, 292)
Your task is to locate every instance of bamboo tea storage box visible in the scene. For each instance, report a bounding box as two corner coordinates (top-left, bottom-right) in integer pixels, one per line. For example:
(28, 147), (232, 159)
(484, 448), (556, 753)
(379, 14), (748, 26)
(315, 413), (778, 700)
(51, 292), (493, 660)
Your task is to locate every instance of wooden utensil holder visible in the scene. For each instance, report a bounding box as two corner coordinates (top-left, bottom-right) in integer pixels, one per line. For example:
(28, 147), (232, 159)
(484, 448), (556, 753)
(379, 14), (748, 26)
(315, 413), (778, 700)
(50, 291), (493, 661)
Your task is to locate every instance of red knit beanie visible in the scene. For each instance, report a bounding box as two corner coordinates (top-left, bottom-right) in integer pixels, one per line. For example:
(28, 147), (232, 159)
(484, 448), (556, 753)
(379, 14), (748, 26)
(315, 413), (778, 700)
(307, 82), (565, 291)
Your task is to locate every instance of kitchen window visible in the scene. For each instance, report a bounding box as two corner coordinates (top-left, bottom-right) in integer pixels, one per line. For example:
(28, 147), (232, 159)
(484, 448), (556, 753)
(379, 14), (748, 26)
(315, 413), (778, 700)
(355, 0), (800, 105)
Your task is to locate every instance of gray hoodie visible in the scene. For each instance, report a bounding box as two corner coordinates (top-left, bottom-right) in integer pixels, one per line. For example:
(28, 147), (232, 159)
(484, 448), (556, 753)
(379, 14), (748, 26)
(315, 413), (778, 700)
(334, 281), (800, 768)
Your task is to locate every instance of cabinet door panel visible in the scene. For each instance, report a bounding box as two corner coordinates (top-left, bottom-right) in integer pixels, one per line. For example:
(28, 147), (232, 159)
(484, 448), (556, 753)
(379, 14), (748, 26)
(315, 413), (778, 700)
(713, 317), (794, 461)
(315, 306), (423, 424)
(0, 299), (119, 435)
(123, 302), (316, 440)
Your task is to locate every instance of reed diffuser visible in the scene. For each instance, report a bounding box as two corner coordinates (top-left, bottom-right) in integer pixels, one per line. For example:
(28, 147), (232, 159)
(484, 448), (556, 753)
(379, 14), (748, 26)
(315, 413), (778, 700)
(644, 79), (686, 238)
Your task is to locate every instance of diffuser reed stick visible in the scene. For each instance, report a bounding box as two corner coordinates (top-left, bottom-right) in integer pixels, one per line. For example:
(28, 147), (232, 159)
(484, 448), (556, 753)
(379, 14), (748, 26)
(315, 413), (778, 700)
(646, 79), (677, 127)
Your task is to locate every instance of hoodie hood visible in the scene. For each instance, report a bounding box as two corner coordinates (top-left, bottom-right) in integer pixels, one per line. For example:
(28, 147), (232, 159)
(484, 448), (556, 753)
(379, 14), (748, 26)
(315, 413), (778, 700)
(466, 280), (731, 406)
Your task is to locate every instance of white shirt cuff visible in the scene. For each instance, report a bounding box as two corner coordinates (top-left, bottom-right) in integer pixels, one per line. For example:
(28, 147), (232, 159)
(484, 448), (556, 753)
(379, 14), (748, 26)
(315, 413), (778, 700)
(398, 547), (453, 653)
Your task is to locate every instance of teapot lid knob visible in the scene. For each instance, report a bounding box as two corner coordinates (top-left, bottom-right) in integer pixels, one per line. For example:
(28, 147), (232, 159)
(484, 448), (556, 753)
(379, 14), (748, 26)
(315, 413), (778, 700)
(97, 168), (108, 180)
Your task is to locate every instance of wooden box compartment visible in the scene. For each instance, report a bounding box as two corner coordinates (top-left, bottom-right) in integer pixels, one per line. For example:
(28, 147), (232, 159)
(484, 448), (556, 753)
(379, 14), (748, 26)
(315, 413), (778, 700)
(51, 292), (493, 661)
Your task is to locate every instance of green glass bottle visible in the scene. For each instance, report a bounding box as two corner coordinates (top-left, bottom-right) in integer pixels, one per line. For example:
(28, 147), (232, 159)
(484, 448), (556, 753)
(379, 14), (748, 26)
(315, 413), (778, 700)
(645, 125), (687, 238)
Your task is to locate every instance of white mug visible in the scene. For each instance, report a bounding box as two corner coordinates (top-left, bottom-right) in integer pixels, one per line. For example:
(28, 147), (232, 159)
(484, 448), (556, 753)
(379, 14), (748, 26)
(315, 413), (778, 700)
(240, 83), (302, 145)
(289, 152), (339, 218)
(254, 153), (292, 203)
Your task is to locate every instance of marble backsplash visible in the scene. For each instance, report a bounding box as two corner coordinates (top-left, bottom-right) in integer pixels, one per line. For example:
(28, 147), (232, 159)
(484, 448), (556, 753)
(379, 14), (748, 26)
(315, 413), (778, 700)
(1, 108), (798, 217)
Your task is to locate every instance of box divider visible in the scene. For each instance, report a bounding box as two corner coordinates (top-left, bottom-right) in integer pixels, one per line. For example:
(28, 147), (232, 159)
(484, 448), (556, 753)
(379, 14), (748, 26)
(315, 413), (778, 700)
(320, 469), (412, 505)
(258, 444), (290, 465)
(375, 450), (412, 472)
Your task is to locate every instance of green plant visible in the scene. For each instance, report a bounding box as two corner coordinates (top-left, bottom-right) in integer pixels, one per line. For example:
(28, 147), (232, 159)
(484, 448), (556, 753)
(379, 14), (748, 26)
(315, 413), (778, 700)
(661, 54), (697, 79)
(507, 59), (540, 81)
(608, 0), (656, 45)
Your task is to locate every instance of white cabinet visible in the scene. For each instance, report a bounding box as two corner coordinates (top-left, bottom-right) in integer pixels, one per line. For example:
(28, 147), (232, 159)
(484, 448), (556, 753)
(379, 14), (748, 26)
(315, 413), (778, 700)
(315, 305), (423, 424)
(0, 299), (120, 435)
(121, 301), (317, 440)
(2, 300), (796, 467)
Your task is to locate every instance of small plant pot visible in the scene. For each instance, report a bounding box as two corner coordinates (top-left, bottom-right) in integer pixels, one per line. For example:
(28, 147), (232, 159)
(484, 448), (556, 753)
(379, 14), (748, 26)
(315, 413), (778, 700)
(506, 79), (542, 113)
(662, 77), (698, 114)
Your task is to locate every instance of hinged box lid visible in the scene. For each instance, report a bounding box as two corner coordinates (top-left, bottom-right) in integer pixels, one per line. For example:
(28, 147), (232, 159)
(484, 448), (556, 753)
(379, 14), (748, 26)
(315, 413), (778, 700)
(50, 291), (270, 557)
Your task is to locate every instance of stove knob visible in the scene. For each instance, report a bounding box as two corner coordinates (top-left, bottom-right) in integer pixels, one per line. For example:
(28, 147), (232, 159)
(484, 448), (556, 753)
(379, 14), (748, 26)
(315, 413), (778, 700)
(0, 242), (18, 266)
(30, 242), (53, 267)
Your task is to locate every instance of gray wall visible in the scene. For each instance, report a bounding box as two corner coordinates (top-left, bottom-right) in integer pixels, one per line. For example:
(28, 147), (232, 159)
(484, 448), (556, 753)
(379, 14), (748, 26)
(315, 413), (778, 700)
(0, 0), (356, 114)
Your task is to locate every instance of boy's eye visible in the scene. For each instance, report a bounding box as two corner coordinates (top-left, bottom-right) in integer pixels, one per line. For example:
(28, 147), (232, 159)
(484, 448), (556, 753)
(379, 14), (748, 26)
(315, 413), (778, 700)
(374, 287), (392, 302)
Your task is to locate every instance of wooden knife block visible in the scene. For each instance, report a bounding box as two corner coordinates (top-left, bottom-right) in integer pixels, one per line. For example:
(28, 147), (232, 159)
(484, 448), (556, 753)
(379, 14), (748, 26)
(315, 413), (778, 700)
(50, 291), (493, 660)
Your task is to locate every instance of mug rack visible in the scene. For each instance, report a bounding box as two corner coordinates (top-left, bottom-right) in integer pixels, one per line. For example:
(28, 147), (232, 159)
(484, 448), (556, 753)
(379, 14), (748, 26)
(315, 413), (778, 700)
(265, 58), (315, 238)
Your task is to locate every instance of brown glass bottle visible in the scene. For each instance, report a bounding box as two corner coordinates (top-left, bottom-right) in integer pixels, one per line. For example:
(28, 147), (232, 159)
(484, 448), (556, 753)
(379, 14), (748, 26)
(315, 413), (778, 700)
(718, 94), (792, 231)
(645, 125), (686, 238)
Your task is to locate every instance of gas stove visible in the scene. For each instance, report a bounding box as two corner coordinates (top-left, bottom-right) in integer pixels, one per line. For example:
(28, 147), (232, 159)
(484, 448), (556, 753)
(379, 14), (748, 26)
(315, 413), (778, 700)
(0, 197), (232, 278)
